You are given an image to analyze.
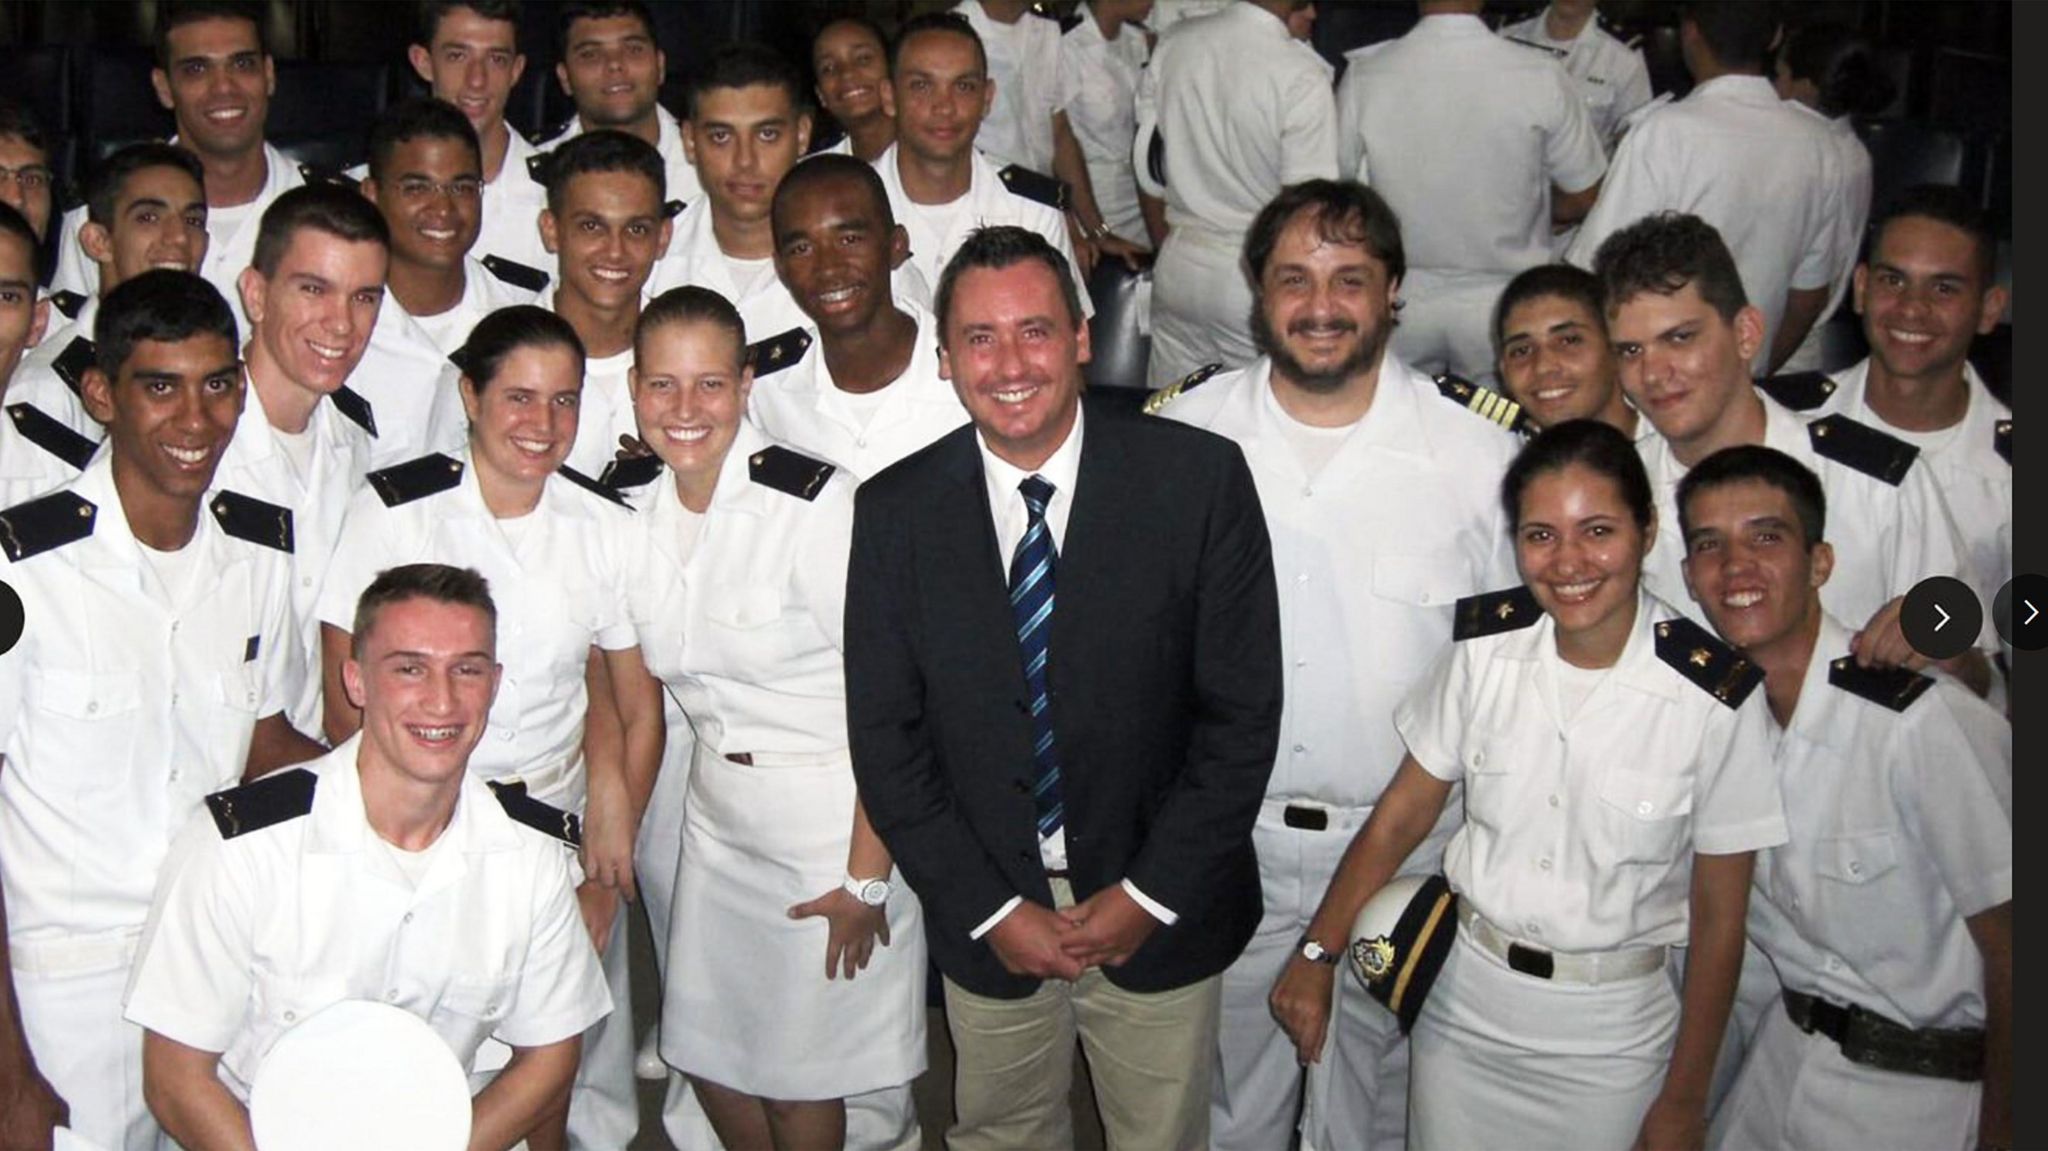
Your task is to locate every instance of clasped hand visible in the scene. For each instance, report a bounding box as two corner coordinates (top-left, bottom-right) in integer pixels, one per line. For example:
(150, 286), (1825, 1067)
(986, 885), (1159, 981)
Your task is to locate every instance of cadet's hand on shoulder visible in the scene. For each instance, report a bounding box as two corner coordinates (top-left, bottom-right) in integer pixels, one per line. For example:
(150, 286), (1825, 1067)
(1849, 596), (1915, 669)
(789, 887), (892, 981)
(615, 434), (653, 461)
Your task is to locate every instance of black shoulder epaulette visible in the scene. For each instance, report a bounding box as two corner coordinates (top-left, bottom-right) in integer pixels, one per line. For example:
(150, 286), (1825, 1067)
(1058, 11), (1084, 33)
(526, 118), (573, 149)
(210, 490), (295, 553)
(600, 453), (665, 493)
(1597, 11), (1644, 49)
(1653, 616), (1762, 709)
(480, 253), (550, 293)
(1995, 418), (2011, 465)
(47, 290), (85, 321)
(6, 403), (96, 470)
(1827, 655), (1934, 712)
(487, 778), (582, 846)
(1143, 362), (1223, 415)
(329, 384), (378, 438)
(1434, 372), (1531, 435)
(205, 768), (317, 839)
(749, 444), (835, 501)
(997, 164), (1069, 211)
(662, 198), (687, 219)
(1808, 413), (1917, 487)
(52, 336), (95, 397)
(1756, 370), (1837, 411)
(555, 463), (632, 508)
(1502, 34), (1569, 60)
(297, 162), (358, 189)
(747, 326), (813, 377)
(524, 148), (553, 182)
(368, 452), (465, 507)
(0, 490), (96, 561)
(1453, 585), (1540, 641)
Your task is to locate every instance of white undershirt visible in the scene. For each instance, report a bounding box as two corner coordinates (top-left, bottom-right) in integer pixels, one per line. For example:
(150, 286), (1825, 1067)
(1551, 658), (1610, 721)
(378, 831), (446, 890)
(1272, 405), (1356, 480)
(830, 385), (892, 432)
(138, 538), (205, 608)
(724, 254), (779, 302)
(272, 421), (318, 487)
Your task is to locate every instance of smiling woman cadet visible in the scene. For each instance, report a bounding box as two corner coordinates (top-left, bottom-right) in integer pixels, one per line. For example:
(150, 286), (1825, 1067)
(619, 286), (926, 1151)
(1272, 419), (1787, 1150)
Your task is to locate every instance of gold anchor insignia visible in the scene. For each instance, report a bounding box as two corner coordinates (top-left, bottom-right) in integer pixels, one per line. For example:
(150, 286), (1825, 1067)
(1355, 936), (1396, 982)
(1690, 648), (1711, 667)
(1496, 600), (1515, 620)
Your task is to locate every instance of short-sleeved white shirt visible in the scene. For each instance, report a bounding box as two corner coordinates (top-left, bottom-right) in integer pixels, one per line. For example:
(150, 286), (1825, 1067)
(1565, 76), (1838, 368)
(746, 298), (967, 480)
(873, 144), (1093, 317)
(1337, 14), (1606, 278)
(538, 104), (703, 209)
(548, 289), (645, 480)
(1637, 392), (1975, 635)
(1749, 614), (2010, 1030)
(954, 0), (1065, 174)
(1499, 7), (1654, 147)
(315, 447), (638, 811)
(11, 295), (101, 439)
(622, 420), (854, 755)
(1055, 6), (1151, 243)
(1394, 589), (1787, 952)
(1778, 109), (1874, 374)
(0, 453), (299, 949)
(1159, 354), (1519, 809)
(475, 128), (555, 274)
(646, 198), (810, 338)
(0, 397), (90, 508)
(1815, 359), (2009, 603)
(123, 734), (611, 1102)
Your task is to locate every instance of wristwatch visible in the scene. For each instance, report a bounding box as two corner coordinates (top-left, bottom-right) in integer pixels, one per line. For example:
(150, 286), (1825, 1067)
(1297, 932), (1340, 965)
(843, 874), (892, 907)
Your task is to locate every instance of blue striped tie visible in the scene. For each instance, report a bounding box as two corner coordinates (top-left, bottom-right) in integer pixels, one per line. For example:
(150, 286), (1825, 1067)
(1010, 475), (1063, 841)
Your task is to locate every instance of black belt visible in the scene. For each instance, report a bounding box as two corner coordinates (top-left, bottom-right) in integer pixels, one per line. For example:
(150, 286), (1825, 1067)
(1782, 989), (1984, 1081)
(1282, 803), (1328, 831)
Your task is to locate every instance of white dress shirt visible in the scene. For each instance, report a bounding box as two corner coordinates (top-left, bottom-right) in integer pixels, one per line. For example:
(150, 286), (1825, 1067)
(874, 144), (1094, 317)
(10, 294), (100, 438)
(1499, 7), (1655, 148)
(1779, 107), (1875, 375)
(475, 127), (555, 273)
(539, 104), (704, 208)
(954, 0), (1065, 174)
(1055, 4), (1152, 243)
(646, 198), (811, 338)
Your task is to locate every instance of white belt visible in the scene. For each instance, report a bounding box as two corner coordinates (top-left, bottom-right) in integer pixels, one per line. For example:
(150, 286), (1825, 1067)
(1457, 903), (1666, 986)
(9, 929), (141, 979)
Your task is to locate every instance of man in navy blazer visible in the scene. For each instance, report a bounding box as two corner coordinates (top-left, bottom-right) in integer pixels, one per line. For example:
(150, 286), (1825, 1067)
(846, 225), (1282, 1151)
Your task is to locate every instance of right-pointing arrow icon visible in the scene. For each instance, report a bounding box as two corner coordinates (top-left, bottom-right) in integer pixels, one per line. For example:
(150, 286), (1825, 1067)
(1934, 604), (1951, 632)
(2027, 600), (2039, 627)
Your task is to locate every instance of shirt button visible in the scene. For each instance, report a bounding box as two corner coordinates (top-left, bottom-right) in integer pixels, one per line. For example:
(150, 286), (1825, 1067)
(1525, 922), (1542, 938)
(1847, 861), (1863, 876)
(385, 989), (399, 1002)
(1295, 573), (1309, 584)
(1471, 750), (1486, 767)
(301, 576), (314, 588)
(1300, 486), (1313, 497)
(856, 437), (867, 448)
(500, 729), (514, 741)
(1538, 857), (1552, 871)
(283, 1010), (296, 1023)
(1418, 592), (1431, 604)
(86, 701), (98, 714)
(169, 769), (181, 782)
(1295, 658), (1308, 668)
(402, 912), (414, 924)
(1547, 794), (1560, 808)
(1292, 743), (1307, 754)
(1636, 801), (1655, 816)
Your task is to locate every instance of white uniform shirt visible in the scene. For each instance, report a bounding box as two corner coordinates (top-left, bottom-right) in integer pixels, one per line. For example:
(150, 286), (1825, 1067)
(646, 198), (811, 338)
(622, 420), (853, 755)
(476, 128), (555, 273)
(1779, 108), (1874, 375)
(1158, 355), (1518, 808)
(874, 144), (1093, 317)
(1499, 7), (1654, 148)
(0, 453), (298, 952)
(1637, 393), (1975, 634)
(52, 142), (307, 337)
(746, 299), (967, 479)
(12, 295), (101, 438)
(954, 0), (1065, 173)
(1136, 2), (1337, 236)
(1337, 15), (1606, 278)
(0, 398), (91, 507)
(561, 329), (639, 481)
(539, 104), (704, 208)
(1055, 5), (1152, 242)
(123, 735), (611, 1101)
(349, 257), (535, 470)
(315, 448), (639, 811)
(1395, 589), (1787, 952)
(1749, 614), (2010, 1029)
(1565, 76), (1837, 367)
(212, 384), (373, 734)
(1815, 359), (2009, 600)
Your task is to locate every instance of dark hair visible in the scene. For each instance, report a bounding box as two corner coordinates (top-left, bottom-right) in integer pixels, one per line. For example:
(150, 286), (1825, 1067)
(1243, 179), (1405, 288)
(1681, 1), (1780, 73)
(454, 303), (585, 390)
(1676, 444), (1827, 549)
(351, 563), (498, 657)
(94, 268), (238, 378)
(814, 15), (890, 65)
(1493, 263), (1606, 353)
(1871, 182), (1997, 287)
(1501, 419), (1655, 532)
(772, 152), (895, 237)
(1779, 23), (1896, 119)
(1593, 211), (1748, 322)
(933, 225), (1082, 341)
(686, 43), (809, 122)
(415, 0), (522, 48)
(890, 12), (985, 80)
(86, 143), (207, 229)
(251, 185), (390, 278)
(0, 202), (38, 279)
(636, 285), (747, 367)
(558, 0), (656, 58)
(155, 0), (267, 70)
(539, 128), (665, 216)
(0, 100), (49, 155)
(368, 97), (483, 183)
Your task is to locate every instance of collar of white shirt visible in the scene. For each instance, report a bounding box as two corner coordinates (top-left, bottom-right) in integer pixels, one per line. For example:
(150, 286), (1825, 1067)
(977, 402), (1085, 553)
(304, 732), (525, 857)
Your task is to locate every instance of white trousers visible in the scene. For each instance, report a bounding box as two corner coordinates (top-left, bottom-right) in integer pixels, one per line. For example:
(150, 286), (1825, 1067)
(15, 959), (157, 1151)
(565, 907), (638, 1151)
(1149, 226), (1258, 387)
(1708, 1001), (1982, 1151)
(1387, 270), (1511, 381)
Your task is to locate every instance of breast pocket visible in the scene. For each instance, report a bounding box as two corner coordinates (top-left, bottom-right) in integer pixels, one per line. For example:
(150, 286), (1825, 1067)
(1594, 765), (1695, 864)
(25, 669), (143, 789)
(698, 584), (799, 670)
(428, 973), (517, 1060)
(1369, 551), (1475, 612)
(1815, 830), (1898, 887)
(245, 971), (351, 1067)
(1458, 727), (1521, 830)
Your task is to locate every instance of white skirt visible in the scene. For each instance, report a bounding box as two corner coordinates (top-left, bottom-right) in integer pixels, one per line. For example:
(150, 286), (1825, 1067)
(1410, 931), (1680, 1150)
(660, 743), (927, 1099)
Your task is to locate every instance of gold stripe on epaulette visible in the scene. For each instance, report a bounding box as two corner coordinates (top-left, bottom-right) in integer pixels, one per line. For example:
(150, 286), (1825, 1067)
(1142, 382), (1184, 416)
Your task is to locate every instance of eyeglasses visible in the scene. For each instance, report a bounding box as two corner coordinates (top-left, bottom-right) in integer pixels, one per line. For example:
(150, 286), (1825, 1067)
(395, 176), (484, 201)
(0, 166), (53, 195)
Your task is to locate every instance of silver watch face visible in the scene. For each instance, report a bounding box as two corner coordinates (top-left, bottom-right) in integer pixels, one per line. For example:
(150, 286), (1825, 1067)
(1301, 939), (1335, 964)
(857, 879), (891, 906)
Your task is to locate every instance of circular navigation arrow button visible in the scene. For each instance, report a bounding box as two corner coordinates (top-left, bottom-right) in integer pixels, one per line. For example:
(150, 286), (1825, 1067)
(1901, 576), (1983, 662)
